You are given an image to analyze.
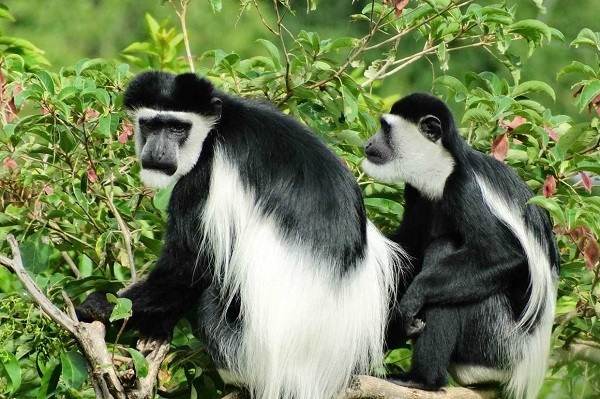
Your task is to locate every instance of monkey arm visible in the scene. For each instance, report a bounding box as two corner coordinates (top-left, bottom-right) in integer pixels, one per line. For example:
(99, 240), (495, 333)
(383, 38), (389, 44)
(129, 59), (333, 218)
(77, 238), (210, 339)
(393, 236), (526, 336)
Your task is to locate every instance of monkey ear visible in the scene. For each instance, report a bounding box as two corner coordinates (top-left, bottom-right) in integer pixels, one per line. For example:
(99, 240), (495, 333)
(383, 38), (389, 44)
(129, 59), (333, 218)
(419, 115), (442, 142)
(211, 97), (223, 118)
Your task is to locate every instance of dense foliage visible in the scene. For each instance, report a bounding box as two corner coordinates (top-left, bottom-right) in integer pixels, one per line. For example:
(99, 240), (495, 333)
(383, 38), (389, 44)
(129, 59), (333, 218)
(1, 0), (599, 398)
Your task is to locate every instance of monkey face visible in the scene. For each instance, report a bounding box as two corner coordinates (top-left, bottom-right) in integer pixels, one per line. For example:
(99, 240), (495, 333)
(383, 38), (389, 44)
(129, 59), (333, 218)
(362, 99), (455, 200)
(132, 108), (218, 189)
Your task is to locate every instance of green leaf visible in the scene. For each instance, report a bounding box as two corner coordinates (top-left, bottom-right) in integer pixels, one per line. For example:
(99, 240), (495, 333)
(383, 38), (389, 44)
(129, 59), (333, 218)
(0, 4), (16, 22)
(557, 61), (598, 80)
(550, 123), (590, 160)
(62, 276), (124, 298)
(74, 58), (107, 75)
(528, 196), (565, 225)
(256, 39), (282, 71)
(57, 86), (81, 101)
(61, 350), (88, 390)
(37, 362), (61, 399)
(107, 294), (132, 322)
(153, 184), (174, 219)
(125, 348), (150, 378)
(571, 28), (600, 50)
(341, 85), (359, 123)
(0, 350), (22, 395)
(337, 130), (364, 146)
(576, 81), (600, 113)
(508, 19), (552, 43)
(20, 234), (54, 274)
(208, 0), (222, 13)
(325, 37), (357, 52)
(461, 108), (493, 124)
(432, 75), (468, 101)
(512, 80), (555, 101)
(36, 70), (55, 94)
(98, 113), (119, 136)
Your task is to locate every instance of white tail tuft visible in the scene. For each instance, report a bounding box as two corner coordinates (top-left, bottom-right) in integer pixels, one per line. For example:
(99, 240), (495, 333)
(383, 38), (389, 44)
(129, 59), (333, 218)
(476, 175), (556, 399)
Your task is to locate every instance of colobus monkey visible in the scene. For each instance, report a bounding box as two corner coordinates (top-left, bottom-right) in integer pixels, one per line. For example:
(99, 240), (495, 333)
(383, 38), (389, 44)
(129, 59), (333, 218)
(362, 93), (559, 399)
(76, 71), (402, 399)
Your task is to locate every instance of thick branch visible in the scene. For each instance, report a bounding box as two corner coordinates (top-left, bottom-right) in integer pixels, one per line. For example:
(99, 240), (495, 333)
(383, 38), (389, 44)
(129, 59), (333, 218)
(221, 376), (498, 399)
(336, 375), (498, 399)
(127, 338), (171, 399)
(550, 340), (600, 368)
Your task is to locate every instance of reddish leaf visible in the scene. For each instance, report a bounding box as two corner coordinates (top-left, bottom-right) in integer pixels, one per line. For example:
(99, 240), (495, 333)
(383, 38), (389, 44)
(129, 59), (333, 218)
(85, 109), (100, 119)
(584, 238), (600, 271)
(491, 133), (509, 161)
(591, 93), (600, 116)
(118, 131), (129, 143)
(117, 122), (133, 143)
(499, 116), (527, 131)
(579, 172), (592, 193)
(43, 185), (53, 195)
(3, 158), (17, 171)
(570, 226), (592, 241)
(542, 174), (556, 198)
(87, 168), (98, 183)
(384, 0), (409, 16)
(77, 109), (100, 124)
(6, 98), (17, 122)
(544, 125), (559, 141)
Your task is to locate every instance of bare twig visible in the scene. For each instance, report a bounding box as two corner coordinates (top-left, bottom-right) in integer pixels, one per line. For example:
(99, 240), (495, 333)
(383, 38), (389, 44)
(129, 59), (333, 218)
(169, 0), (195, 72)
(61, 250), (82, 279)
(105, 183), (137, 282)
(251, 0), (278, 35)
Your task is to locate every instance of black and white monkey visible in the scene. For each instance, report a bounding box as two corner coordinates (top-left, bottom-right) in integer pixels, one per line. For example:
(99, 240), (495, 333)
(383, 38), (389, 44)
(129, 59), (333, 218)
(76, 71), (403, 399)
(362, 93), (559, 399)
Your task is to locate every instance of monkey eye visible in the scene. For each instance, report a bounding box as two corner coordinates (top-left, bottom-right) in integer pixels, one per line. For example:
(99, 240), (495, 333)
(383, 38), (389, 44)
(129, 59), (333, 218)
(169, 123), (188, 134)
(419, 115), (442, 142)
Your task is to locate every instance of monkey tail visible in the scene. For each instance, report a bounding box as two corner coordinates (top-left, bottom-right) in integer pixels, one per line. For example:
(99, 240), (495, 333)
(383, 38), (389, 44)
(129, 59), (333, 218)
(504, 296), (555, 399)
(475, 175), (557, 399)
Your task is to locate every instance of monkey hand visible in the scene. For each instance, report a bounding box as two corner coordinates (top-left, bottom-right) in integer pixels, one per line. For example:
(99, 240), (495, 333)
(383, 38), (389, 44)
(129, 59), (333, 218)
(405, 317), (425, 337)
(395, 298), (426, 338)
(75, 292), (114, 325)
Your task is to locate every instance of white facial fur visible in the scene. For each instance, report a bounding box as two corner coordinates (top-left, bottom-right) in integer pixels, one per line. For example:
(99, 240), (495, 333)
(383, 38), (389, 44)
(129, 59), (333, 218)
(132, 107), (217, 189)
(362, 114), (455, 200)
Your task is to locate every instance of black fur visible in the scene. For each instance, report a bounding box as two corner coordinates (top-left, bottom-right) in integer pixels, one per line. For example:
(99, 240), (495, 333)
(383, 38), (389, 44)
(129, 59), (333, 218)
(77, 72), (368, 344)
(373, 93), (560, 393)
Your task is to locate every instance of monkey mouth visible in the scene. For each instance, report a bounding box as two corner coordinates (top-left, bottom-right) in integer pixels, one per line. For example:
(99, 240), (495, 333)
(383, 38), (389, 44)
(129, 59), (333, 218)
(141, 161), (177, 176)
(364, 149), (387, 165)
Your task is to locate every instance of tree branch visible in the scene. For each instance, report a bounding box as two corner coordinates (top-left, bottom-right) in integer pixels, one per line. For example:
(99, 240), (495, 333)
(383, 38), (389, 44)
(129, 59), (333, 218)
(0, 234), (169, 399)
(550, 340), (600, 368)
(220, 376), (498, 399)
(105, 183), (137, 282)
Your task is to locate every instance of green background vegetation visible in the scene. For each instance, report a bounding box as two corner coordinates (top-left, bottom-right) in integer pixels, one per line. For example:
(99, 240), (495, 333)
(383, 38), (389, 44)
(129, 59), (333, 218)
(1, 0), (600, 398)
